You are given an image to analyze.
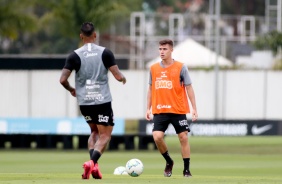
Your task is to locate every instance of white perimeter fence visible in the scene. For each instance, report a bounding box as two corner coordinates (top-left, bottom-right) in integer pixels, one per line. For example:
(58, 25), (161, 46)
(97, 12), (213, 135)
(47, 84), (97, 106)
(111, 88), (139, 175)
(0, 70), (282, 120)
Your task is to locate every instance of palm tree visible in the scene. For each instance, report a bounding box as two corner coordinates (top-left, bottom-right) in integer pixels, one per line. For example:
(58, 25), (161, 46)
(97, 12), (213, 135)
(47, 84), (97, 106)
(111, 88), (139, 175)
(39, 0), (140, 38)
(20, 0), (142, 53)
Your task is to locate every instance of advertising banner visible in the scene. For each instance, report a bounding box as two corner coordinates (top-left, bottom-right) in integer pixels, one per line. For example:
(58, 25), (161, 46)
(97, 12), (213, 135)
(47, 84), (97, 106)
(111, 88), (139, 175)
(0, 117), (124, 135)
(139, 120), (281, 136)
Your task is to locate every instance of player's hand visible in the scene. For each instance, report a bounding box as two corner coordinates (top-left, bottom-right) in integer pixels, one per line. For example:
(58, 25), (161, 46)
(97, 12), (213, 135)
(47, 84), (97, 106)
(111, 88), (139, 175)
(191, 109), (198, 121)
(70, 88), (76, 97)
(145, 109), (151, 121)
(121, 77), (126, 84)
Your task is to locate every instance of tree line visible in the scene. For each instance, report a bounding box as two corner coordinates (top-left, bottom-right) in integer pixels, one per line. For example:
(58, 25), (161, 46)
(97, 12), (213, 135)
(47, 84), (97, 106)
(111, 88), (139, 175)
(0, 0), (269, 54)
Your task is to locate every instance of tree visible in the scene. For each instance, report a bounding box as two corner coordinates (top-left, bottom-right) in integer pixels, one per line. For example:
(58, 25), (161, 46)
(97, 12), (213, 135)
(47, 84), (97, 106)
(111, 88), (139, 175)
(39, 0), (142, 53)
(253, 31), (282, 55)
(253, 30), (282, 70)
(39, 0), (140, 38)
(221, 0), (265, 36)
(0, 0), (38, 53)
(0, 0), (38, 40)
(0, 0), (142, 54)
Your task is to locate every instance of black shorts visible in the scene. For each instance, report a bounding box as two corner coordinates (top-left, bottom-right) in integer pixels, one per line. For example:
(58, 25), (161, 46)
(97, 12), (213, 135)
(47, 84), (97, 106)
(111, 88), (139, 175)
(152, 113), (190, 134)
(80, 102), (114, 126)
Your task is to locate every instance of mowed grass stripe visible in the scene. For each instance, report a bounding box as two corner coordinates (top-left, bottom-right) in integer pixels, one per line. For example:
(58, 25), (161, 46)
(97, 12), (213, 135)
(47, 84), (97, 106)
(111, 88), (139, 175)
(0, 173), (281, 184)
(0, 136), (281, 184)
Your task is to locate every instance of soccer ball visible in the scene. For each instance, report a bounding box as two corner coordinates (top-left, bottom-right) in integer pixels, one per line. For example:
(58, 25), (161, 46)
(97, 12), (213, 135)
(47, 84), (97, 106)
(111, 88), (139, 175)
(125, 158), (144, 177)
(113, 166), (128, 175)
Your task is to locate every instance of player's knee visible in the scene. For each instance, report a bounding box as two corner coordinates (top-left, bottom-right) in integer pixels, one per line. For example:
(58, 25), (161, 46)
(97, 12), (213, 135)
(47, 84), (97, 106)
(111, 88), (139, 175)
(152, 131), (165, 144)
(178, 133), (188, 143)
(153, 135), (163, 143)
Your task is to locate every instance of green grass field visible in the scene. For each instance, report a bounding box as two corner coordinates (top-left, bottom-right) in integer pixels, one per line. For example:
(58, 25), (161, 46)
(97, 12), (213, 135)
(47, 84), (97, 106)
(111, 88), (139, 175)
(0, 136), (282, 184)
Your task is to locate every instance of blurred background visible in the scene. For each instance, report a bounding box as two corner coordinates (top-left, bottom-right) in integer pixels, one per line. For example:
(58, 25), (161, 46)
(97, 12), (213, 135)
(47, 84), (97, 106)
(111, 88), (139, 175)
(0, 0), (282, 150)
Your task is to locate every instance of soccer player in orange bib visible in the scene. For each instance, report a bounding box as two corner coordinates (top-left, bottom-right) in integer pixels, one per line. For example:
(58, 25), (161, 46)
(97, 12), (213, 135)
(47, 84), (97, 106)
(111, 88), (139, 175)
(145, 39), (198, 177)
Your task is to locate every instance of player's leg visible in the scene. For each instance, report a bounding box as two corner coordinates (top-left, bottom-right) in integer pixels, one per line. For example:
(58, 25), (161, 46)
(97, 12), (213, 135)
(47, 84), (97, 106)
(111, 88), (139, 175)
(171, 114), (192, 177)
(152, 114), (174, 177)
(90, 124), (113, 179)
(82, 123), (99, 179)
(93, 124), (113, 154)
(80, 103), (113, 179)
(90, 102), (114, 162)
(88, 123), (99, 159)
(177, 131), (192, 177)
(152, 130), (167, 153)
(79, 105), (96, 179)
(178, 131), (190, 158)
(90, 102), (114, 179)
(83, 123), (113, 179)
(81, 123), (96, 179)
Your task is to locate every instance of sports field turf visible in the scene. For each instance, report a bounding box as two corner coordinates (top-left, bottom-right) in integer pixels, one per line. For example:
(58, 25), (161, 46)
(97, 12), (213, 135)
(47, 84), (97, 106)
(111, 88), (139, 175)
(0, 136), (282, 184)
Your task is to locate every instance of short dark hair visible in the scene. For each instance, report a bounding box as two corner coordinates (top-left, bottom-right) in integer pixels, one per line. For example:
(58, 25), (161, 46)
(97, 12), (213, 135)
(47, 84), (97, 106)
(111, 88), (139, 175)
(80, 22), (95, 37)
(159, 39), (173, 47)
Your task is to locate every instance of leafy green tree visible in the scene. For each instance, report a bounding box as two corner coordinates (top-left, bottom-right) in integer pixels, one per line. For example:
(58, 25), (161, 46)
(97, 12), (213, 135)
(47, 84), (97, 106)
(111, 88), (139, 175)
(221, 0), (265, 16)
(38, 0), (141, 53)
(0, 0), (38, 40)
(253, 31), (282, 55)
(39, 0), (139, 39)
(221, 0), (265, 36)
(253, 31), (282, 70)
(1, 0), (142, 54)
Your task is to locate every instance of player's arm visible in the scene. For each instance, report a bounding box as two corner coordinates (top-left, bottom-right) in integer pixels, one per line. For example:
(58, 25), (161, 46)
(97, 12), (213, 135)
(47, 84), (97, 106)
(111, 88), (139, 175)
(145, 85), (152, 121)
(102, 48), (126, 84)
(146, 71), (153, 121)
(181, 65), (198, 121)
(109, 65), (126, 84)
(60, 69), (76, 97)
(186, 85), (198, 121)
(59, 52), (79, 97)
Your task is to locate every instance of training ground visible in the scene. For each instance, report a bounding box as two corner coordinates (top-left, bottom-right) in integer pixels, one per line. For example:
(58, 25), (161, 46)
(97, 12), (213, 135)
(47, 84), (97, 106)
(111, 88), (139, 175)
(0, 136), (281, 184)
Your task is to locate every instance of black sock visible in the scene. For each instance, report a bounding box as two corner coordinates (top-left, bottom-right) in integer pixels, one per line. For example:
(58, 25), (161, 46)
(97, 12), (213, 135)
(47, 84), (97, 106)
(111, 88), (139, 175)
(91, 150), (101, 164)
(89, 149), (94, 159)
(183, 158), (190, 171)
(162, 151), (173, 164)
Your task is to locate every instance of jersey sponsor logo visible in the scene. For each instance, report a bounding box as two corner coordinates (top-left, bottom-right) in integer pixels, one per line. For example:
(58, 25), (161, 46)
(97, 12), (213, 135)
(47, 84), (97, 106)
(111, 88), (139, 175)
(155, 80), (172, 89)
(251, 124), (272, 135)
(85, 84), (100, 90)
(161, 71), (167, 78)
(83, 52), (98, 58)
(157, 104), (171, 109)
(86, 85), (94, 89)
(84, 94), (104, 101)
(98, 115), (109, 123)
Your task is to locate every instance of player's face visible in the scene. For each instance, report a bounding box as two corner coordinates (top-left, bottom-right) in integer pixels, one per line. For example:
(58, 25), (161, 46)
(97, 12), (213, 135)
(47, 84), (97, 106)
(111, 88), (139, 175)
(159, 44), (173, 60)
